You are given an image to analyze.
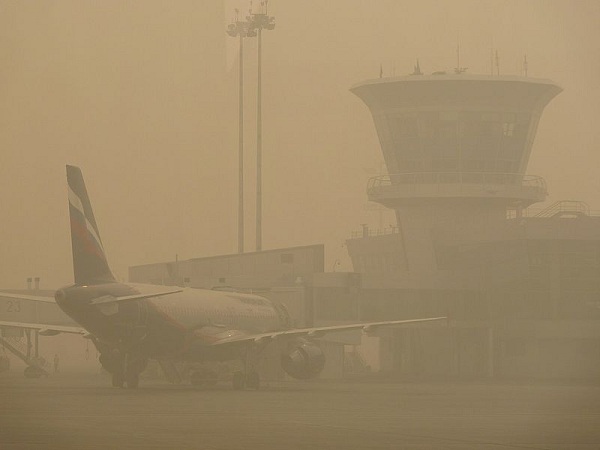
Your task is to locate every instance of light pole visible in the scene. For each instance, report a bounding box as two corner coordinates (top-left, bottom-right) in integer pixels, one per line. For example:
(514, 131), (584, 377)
(249, 2), (275, 252)
(227, 10), (256, 254)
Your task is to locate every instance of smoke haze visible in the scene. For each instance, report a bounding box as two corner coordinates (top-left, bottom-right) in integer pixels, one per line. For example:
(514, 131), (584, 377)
(1, 1), (599, 288)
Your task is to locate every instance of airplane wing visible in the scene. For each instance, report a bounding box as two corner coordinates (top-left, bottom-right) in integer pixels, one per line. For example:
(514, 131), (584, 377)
(0, 320), (87, 336)
(89, 289), (183, 305)
(210, 316), (447, 346)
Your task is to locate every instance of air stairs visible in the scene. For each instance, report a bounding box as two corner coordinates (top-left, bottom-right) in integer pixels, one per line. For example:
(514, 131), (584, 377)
(0, 329), (49, 377)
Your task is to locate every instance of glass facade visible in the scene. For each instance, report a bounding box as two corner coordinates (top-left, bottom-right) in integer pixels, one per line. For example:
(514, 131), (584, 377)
(385, 111), (531, 173)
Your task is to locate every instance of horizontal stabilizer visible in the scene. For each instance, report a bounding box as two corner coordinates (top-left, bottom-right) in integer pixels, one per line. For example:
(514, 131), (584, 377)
(0, 320), (86, 335)
(0, 292), (55, 303)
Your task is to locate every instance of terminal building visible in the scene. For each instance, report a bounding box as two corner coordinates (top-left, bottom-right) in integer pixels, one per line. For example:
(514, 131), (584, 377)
(131, 71), (600, 381)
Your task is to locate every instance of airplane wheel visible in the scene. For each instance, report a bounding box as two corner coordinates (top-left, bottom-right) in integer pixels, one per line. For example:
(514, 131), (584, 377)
(232, 371), (245, 390)
(112, 373), (124, 388)
(246, 371), (260, 390)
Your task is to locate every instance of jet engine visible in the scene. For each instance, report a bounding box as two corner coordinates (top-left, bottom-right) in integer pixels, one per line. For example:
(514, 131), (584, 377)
(281, 339), (325, 380)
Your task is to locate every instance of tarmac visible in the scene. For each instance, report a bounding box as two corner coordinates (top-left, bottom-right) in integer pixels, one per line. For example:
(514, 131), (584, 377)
(1, 372), (600, 450)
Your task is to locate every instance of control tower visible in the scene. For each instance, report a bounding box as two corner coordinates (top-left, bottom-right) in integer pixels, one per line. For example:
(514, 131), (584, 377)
(350, 74), (561, 280)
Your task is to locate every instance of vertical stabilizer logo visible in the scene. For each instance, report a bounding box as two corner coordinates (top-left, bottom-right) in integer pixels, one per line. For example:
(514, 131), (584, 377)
(68, 185), (107, 262)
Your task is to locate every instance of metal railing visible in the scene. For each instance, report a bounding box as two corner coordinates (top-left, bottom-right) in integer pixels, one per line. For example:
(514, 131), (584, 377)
(350, 227), (400, 239)
(534, 201), (590, 218)
(368, 172), (546, 190)
(367, 172), (547, 201)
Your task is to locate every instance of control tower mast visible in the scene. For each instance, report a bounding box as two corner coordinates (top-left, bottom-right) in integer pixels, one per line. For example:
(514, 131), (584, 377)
(350, 73), (561, 278)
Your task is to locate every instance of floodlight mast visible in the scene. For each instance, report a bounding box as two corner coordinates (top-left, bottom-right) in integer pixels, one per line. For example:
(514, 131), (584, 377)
(248, 1), (275, 252)
(226, 10), (256, 254)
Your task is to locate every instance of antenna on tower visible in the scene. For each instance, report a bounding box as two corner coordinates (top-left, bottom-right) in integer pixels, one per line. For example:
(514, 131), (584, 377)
(411, 59), (423, 75)
(456, 39), (460, 71)
(454, 38), (468, 74)
(495, 50), (500, 76)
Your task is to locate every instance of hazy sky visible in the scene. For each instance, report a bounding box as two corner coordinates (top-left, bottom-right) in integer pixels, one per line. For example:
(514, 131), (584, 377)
(1, 1), (599, 289)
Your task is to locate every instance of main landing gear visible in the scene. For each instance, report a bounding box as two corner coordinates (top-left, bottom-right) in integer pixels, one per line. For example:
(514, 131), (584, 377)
(231, 344), (262, 390)
(111, 370), (139, 389)
(100, 350), (146, 389)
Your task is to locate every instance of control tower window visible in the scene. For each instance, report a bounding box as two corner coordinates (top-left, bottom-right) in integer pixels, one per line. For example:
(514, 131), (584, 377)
(386, 111), (530, 175)
(389, 115), (420, 160)
(389, 115), (418, 140)
(418, 112), (459, 171)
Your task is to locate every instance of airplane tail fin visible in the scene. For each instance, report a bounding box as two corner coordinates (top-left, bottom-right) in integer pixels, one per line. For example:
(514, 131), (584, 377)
(66, 165), (115, 285)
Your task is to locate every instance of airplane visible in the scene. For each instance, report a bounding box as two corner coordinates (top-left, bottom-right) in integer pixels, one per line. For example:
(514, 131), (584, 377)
(0, 165), (446, 389)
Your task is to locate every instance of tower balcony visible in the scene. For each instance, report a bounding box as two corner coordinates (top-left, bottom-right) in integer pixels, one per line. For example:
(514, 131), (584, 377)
(367, 172), (547, 207)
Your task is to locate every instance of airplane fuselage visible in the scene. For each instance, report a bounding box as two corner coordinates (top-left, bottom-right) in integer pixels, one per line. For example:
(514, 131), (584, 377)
(55, 282), (289, 361)
(6, 164), (441, 388)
